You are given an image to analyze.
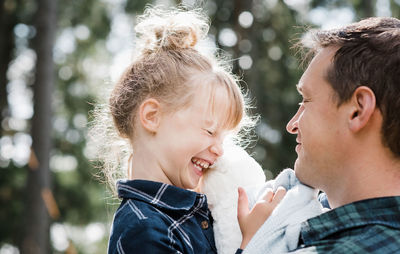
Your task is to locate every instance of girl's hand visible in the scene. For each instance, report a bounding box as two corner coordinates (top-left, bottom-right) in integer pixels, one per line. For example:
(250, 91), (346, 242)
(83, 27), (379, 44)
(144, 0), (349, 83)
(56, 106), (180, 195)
(237, 186), (287, 249)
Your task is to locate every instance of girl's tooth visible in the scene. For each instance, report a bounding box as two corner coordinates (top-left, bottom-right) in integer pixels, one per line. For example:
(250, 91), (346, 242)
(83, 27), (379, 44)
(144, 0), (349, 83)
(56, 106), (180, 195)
(194, 163), (202, 171)
(192, 158), (211, 169)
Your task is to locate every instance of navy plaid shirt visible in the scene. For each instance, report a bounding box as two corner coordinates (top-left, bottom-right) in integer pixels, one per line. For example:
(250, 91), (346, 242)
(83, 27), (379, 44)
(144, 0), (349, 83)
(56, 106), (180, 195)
(292, 196), (400, 253)
(107, 179), (217, 254)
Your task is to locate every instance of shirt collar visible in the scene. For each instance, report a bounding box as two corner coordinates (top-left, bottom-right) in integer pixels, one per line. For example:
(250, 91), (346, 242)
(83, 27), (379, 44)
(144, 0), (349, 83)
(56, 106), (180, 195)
(117, 179), (208, 212)
(301, 196), (400, 244)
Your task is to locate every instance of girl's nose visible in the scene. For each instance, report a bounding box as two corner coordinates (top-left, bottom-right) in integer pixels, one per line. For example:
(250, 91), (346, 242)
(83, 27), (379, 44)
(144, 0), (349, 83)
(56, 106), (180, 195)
(210, 142), (224, 157)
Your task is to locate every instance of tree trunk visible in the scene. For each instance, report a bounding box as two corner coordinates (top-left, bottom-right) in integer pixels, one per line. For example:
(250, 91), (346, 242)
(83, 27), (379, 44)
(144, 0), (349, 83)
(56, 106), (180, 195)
(22, 0), (57, 253)
(232, 0), (253, 72)
(0, 0), (17, 135)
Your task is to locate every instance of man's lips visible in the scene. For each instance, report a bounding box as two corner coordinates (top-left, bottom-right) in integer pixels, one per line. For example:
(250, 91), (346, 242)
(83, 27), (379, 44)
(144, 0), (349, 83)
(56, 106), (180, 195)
(295, 140), (301, 153)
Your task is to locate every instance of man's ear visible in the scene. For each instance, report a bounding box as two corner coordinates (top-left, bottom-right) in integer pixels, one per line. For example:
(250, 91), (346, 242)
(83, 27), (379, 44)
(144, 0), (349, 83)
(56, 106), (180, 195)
(348, 86), (376, 133)
(139, 98), (162, 133)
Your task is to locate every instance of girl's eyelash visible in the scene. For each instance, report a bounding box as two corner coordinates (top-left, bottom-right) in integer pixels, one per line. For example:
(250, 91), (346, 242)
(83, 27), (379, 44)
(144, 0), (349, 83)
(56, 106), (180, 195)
(204, 129), (214, 136)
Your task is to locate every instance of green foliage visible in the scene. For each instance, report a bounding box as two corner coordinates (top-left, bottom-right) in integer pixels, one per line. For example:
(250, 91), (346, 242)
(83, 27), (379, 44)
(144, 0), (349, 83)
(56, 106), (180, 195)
(58, 0), (111, 38)
(125, 0), (154, 13)
(0, 164), (26, 245)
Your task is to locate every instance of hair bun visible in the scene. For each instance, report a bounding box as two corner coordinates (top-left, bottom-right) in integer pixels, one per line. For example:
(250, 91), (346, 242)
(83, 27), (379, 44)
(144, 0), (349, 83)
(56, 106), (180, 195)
(135, 7), (210, 53)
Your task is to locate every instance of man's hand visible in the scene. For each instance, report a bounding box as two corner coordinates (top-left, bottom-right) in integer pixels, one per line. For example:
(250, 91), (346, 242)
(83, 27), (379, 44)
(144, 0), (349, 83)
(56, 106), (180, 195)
(237, 186), (287, 249)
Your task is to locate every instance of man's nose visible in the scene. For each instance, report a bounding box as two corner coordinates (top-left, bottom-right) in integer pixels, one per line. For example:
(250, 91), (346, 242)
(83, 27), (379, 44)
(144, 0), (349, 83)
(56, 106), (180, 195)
(286, 109), (300, 134)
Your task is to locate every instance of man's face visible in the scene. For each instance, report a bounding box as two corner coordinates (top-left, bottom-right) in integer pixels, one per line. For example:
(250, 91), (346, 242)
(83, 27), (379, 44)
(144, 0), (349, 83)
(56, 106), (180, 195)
(286, 47), (349, 189)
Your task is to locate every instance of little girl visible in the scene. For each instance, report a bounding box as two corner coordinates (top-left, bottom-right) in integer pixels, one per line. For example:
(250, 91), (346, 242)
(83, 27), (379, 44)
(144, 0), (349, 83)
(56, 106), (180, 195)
(90, 6), (265, 254)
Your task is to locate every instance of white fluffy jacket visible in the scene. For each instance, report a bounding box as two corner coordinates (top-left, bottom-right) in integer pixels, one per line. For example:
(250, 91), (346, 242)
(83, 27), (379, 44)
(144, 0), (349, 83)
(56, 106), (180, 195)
(201, 144), (266, 254)
(201, 144), (324, 254)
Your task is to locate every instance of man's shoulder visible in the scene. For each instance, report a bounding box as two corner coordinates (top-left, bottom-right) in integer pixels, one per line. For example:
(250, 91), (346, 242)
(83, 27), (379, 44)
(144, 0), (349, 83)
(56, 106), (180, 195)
(294, 224), (400, 253)
(345, 224), (400, 253)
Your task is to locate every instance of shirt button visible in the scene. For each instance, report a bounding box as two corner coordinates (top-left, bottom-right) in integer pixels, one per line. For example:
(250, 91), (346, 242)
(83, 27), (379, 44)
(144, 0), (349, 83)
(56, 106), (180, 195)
(201, 220), (209, 229)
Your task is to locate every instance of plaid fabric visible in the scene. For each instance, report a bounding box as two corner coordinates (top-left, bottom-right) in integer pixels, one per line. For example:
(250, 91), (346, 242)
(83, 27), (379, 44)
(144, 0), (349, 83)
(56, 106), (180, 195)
(292, 196), (400, 253)
(108, 179), (217, 254)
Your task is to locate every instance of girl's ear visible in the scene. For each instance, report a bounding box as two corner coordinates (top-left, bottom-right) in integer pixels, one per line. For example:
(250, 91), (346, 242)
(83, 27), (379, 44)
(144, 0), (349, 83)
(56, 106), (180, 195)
(348, 86), (376, 133)
(139, 98), (162, 133)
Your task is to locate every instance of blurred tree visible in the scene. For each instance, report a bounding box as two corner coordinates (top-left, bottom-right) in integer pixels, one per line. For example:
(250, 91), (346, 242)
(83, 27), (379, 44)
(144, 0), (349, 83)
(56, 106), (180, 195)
(0, 0), (17, 134)
(1, 0), (113, 252)
(355, 0), (375, 17)
(22, 0), (57, 253)
(311, 0), (375, 18)
(125, 0), (153, 13)
(392, 0), (400, 17)
(0, 0), (36, 249)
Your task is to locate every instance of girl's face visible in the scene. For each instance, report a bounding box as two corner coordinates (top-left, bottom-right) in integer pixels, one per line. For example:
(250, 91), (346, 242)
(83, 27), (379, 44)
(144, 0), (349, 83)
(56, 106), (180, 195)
(154, 84), (235, 190)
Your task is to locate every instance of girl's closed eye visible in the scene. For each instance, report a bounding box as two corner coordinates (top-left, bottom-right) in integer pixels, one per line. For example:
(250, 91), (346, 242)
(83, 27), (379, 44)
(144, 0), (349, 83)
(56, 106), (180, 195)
(204, 128), (215, 136)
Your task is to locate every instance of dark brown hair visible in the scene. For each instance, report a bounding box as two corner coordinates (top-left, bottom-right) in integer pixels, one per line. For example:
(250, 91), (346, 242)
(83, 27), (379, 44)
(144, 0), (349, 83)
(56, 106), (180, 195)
(303, 17), (400, 157)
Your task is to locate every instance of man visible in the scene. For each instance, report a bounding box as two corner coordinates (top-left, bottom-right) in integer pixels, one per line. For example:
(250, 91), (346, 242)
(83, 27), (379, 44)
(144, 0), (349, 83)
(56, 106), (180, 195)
(238, 17), (400, 253)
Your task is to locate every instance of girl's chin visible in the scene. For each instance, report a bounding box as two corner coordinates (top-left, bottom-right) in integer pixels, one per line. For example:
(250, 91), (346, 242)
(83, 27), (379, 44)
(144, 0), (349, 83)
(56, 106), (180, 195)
(182, 163), (203, 190)
(189, 174), (202, 189)
(185, 180), (200, 191)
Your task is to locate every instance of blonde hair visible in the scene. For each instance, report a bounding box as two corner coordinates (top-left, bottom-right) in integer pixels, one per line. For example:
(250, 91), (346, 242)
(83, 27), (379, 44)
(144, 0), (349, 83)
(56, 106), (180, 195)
(90, 6), (255, 194)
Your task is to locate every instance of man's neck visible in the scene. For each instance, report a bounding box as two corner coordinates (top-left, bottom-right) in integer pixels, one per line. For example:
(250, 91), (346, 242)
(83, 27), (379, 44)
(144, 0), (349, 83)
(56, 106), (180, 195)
(325, 153), (400, 208)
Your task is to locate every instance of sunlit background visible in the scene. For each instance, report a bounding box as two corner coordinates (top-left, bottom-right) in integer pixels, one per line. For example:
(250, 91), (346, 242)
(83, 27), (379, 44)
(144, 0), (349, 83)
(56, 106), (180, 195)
(1, 0), (399, 253)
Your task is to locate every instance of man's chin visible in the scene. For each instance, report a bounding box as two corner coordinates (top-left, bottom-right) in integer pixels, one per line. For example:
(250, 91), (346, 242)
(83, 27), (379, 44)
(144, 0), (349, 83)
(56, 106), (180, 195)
(293, 163), (316, 188)
(293, 159), (301, 176)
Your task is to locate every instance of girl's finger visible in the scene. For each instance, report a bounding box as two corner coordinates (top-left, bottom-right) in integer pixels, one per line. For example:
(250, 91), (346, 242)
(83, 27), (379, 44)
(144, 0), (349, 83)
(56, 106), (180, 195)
(271, 186), (287, 205)
(237, 187), (250, 222)
(260, 188), (274, 203)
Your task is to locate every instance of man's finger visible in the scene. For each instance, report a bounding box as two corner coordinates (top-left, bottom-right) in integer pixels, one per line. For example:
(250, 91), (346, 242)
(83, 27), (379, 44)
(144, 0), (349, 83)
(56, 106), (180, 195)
(271, 186), (287, 205)
(237, 187), (250, 221)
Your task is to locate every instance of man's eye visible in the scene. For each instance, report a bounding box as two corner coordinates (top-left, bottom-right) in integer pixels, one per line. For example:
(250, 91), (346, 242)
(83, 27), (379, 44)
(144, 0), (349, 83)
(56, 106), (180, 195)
(299, 99), (310, 106)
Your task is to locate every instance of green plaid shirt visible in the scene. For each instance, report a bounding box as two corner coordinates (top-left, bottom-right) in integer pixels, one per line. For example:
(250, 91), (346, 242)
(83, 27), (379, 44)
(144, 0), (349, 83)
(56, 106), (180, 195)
(292, 196), (400, 253)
